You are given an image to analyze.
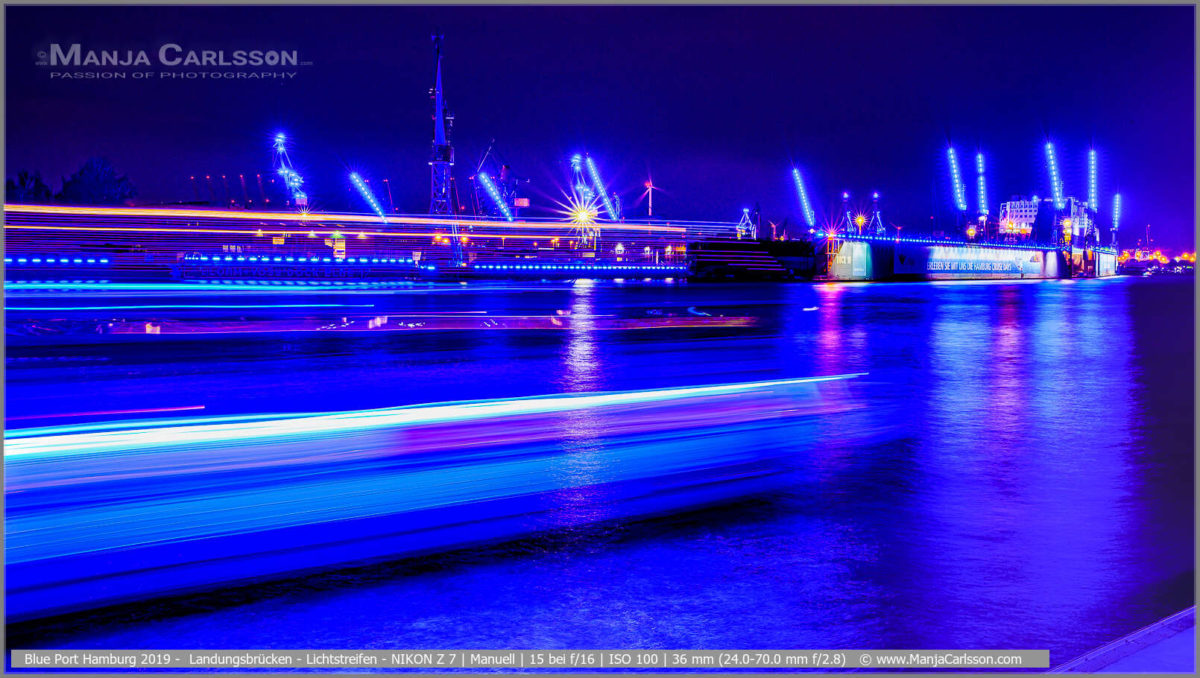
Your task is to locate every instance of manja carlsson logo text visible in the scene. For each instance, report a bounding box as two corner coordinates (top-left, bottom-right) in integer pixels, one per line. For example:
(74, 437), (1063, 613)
(38, 44), (302, 67)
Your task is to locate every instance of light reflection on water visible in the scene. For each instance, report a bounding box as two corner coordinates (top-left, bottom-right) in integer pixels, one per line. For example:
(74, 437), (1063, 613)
(5, 277), (1193, 666)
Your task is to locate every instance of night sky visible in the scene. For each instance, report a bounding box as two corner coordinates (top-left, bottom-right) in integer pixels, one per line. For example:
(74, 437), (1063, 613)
(6, 5), (1195, 248)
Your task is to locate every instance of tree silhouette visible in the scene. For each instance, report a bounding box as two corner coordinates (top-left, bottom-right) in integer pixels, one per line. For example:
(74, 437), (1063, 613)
(5, 170), (53, 204)
(56, 157), (137, 205)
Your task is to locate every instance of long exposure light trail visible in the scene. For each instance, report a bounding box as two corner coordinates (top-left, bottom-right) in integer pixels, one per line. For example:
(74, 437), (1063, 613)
(8, 406), (207, 421)
(7, 303), (376, 311)
(6, 373), (864, 621)
(6, 374), (864, 457)
(3, 204), (688, 233)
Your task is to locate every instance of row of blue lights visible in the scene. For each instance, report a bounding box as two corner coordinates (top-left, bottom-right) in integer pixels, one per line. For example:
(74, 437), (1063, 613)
(8, 280), (112, 285)
(1087, 149), (1098, 210)
(472, 264), (686, 271)
(791, 168), (816, 228)
(1045, 142), (1064, 209)
(183, 254), (416, 265)
(947, 147), (967, 212)
(349, 172), (387, 222)
(6, 256), (110, 265)
(584, 156), (618, 221)
(476, 171), (514, 222)
(821, 232), (1059, 251)
(976, 153), (989, 216)
(190, 279), (423, 286)
(1112, 194), (1122, 230)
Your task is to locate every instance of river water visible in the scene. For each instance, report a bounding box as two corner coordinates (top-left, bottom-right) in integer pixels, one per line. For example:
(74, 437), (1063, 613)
(5, 276), (1194, 667)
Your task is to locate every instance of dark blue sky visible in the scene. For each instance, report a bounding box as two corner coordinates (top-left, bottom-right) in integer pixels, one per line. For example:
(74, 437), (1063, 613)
(6, 5), (1195, 247)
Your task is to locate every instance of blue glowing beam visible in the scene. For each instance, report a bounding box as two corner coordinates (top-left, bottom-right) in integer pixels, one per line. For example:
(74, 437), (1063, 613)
(791, 168), (816, 227)
(585, 156), (618, 221)
(1088, 149), (1098, 211)
(349, 172), (387, 222)
(1045, 142), (1064, 209)
(5, 374), (866, 456)
(477, 172), (514, 222)
(947, 148), (967, 211)
(975, 153), (988, 215)
(1112, 193), (1122, 231)
(7, 303), (375, 311)
(273, 133), (307, 205)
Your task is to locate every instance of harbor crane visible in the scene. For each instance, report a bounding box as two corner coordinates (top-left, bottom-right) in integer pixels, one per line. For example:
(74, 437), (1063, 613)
(272, 133), (307, 209)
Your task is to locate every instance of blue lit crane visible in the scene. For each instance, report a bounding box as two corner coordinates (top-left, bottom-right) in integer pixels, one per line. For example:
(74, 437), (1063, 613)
(472, 140), (526, 220)
(974, 152), (988, 239)
(790, 168), (816, 230)
(476, 171), (513, 222)
(349, 172), (387, 222)
(946, 147), (968, 233)
(272, 133), (308, 209)
(1088, 149), (1098, 211)
(1044, 142), (1064, 210)
(868, 191), (885, 234)
(584, 155), (621, 221)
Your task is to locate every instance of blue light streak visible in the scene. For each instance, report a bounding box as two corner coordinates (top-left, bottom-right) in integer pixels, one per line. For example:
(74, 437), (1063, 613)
(477, 171), (514, 222)
(5, 374), (865, 456)
(1112, 194), (1122, 230)
(585, 156), (618, 220)
(791, 168), (816, 227)
(1088, 149), (1098, 211)
(976, 152), (988, 215)
(349, 172), (387, 222)
(947, 147), (967, 211)
(1045, 142), (1064, 209)
(8, 303), (376, 311)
